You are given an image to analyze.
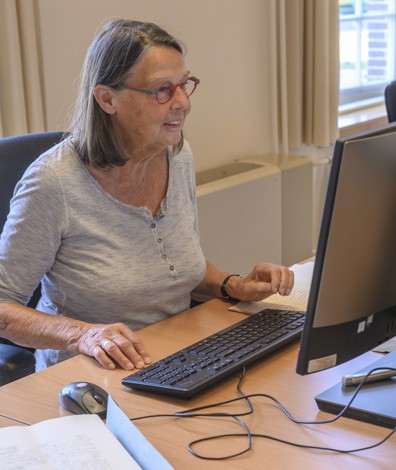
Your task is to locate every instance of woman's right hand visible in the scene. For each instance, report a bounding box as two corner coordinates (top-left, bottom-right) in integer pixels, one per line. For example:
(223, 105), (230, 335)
(75, 322), (152, 370)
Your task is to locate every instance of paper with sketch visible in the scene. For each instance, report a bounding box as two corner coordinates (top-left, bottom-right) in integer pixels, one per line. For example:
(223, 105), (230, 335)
(0, 414), (141, 469)
(106, 395), (174, 470)
(229, 260), (314, 314)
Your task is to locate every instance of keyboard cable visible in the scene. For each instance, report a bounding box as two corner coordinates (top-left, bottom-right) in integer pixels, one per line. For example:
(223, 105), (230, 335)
(130, 366), (396, 461)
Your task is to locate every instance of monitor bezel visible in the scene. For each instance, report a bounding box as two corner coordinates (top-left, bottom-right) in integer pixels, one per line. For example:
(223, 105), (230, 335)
(296, 122), (396, 375)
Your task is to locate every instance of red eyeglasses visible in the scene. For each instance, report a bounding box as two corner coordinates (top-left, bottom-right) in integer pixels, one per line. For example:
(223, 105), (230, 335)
(123, 76), (200, 104)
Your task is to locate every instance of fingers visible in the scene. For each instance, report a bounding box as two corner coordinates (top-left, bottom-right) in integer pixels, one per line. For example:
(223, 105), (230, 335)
(268, 264), (294, 296)
(102, 331), (151, 370)
(79, 324), (152, 371)
(284, 268), (294, 295)
(237, 262), (294, 301)
(92, 342), (118, 370)
(257, 263), (294, 296)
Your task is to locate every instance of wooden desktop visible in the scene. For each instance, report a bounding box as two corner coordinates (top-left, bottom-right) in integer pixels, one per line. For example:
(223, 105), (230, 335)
(0, 299), (394, 469)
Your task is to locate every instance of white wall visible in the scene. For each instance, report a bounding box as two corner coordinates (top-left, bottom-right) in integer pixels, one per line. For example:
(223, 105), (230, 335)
(37, 0), (275, 172)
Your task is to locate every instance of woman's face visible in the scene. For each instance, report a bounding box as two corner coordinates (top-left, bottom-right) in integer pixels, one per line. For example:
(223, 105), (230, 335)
(106, 46), (192, 158)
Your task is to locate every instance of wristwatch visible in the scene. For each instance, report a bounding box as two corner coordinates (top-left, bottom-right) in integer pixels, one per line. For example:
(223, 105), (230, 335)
(220, 274), (242, 300)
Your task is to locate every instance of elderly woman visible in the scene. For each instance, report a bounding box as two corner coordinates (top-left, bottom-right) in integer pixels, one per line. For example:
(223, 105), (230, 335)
(0, 19), (294, 371)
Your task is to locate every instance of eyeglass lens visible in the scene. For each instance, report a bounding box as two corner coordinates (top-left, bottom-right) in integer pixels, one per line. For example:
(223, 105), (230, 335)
(157, 78), (197, 103)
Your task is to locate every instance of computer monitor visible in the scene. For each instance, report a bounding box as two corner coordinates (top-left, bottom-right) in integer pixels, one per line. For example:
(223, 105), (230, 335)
(296, 122), (396, 376)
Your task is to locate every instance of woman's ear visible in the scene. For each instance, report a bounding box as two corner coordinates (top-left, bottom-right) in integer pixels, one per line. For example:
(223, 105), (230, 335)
(93, 84), (116, 115)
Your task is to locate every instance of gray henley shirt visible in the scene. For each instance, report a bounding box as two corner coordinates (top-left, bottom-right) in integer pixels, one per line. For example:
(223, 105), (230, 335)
(0, 138), (206, 369)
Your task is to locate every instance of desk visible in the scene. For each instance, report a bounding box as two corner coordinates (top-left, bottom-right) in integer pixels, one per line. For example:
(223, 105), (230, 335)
(0, 299), (394, 469)
(0, 415), (24, 427)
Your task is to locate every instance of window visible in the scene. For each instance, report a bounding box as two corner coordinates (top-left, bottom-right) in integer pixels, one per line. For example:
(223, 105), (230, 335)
(339, 0), (396, 107)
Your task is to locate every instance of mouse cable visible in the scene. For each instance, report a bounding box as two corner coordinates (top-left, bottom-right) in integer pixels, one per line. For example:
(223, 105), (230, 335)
(131, 368), (254, 460)
(131, 367), (255, 422)
(129, 367), (396, 461)
(177, 366), (396, 459)
(187, 426), (396, 460)
(175, 366), (396, 425)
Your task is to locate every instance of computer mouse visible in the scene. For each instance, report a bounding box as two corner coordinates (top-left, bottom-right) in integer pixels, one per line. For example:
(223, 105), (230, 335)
(59, 381), (108, 418)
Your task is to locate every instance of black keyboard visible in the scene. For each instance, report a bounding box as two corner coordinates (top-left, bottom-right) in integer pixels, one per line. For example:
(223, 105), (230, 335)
(122, 308), (305, 398)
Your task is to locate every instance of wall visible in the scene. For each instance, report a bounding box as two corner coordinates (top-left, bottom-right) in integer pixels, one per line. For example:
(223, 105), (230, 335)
(37, 0), (274, 172)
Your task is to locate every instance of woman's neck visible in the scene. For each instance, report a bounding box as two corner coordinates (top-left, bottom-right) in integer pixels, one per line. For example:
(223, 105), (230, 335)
(87, 150), (169, 213)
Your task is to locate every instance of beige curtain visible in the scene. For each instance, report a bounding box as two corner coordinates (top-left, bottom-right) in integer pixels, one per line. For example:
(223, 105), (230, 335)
(268, 0), (339, 153)
(0, 0), (45, 137)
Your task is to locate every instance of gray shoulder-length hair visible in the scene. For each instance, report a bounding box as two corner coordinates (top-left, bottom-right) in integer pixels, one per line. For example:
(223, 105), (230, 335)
(70, 19), (185, 168)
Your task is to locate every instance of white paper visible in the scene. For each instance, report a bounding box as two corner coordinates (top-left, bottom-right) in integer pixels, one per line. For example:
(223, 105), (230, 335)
(229, 260), (314, 314)
(0, 414), (141, 470)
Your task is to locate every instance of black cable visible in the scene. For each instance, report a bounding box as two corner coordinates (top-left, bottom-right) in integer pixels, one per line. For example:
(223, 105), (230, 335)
(175, 366), (396, 425)
(188, 427), (396, 459)
(175, 367), (254, 419)
(130, 366), (396, 461)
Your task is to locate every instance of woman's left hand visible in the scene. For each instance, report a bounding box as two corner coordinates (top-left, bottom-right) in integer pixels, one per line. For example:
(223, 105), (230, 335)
(225, 262), (294, 302)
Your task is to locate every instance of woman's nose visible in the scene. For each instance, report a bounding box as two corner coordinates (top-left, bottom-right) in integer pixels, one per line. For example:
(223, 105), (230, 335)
(170, 85), (190, 109)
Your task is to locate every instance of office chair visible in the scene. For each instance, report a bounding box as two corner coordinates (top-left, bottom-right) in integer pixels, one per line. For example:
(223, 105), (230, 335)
(0, 131), (65, 385)
(384, 80), (396, 122)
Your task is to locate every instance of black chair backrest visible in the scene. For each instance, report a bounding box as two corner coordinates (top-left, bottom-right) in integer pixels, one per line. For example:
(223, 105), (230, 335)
(384, 80), (396, 123)
(0, 132), (65, 232)
(0, 131), (65, 307)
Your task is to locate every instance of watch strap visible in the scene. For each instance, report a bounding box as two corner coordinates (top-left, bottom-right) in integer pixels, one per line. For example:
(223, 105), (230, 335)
(220, 274), (241, 300)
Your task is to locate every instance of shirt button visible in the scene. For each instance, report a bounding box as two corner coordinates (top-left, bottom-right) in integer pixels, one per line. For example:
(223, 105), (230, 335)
(157, 238), (162, 243)
(162, 254), (168, 260)
(169, 265), (175, 271)
(151, 223), (156, 228)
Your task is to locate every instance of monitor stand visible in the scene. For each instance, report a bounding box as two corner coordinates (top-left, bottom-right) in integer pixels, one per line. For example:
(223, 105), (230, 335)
(315, 349), (396, 428)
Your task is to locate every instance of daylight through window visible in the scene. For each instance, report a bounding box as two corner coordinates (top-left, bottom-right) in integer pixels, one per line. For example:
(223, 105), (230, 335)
(339, 0), (396, 106)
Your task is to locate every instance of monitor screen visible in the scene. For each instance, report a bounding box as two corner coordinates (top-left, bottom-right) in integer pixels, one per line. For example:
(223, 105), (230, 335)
(296, 122), (396, 375)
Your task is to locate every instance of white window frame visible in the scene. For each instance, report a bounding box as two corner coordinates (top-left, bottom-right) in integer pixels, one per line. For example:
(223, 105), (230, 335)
(339, 0), (396, 109)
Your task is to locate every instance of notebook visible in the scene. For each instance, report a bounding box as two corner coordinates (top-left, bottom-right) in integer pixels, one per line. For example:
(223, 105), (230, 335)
(315, 349), (396, 428)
